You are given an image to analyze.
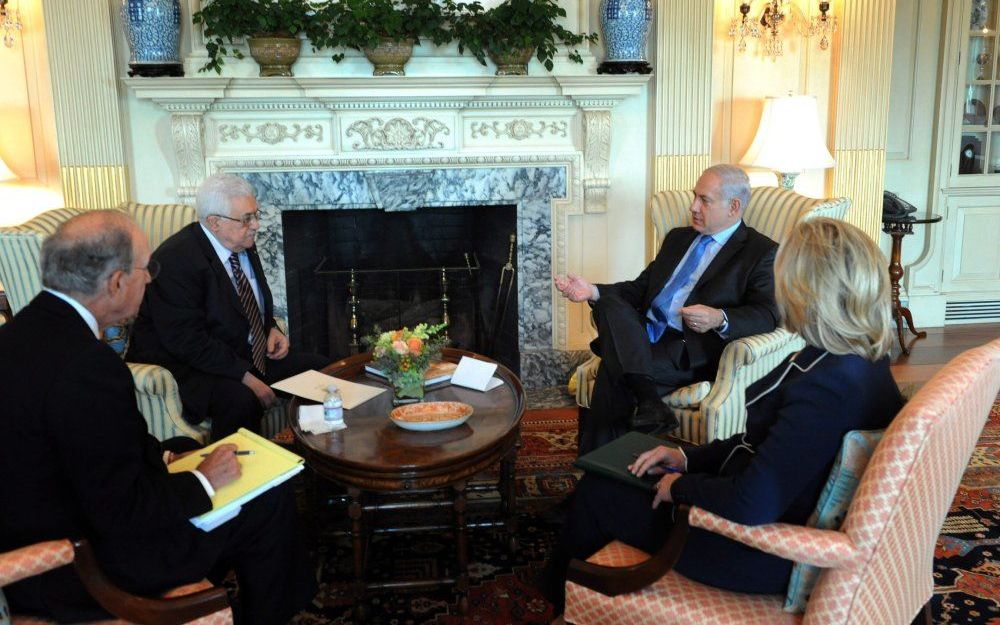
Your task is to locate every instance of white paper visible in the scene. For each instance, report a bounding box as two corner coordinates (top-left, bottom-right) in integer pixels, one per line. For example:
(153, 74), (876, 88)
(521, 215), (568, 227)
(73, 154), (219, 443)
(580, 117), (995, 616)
(451, 356), (499, 392)
(484, 376), (504, 391)
(272, 369), (385, 409)
(298, 404), (347, 434)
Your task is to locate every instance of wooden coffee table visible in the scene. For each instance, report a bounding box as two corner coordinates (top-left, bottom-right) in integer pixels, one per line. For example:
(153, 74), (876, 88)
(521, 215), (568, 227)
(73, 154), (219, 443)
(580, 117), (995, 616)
(287, 348), (525, 619)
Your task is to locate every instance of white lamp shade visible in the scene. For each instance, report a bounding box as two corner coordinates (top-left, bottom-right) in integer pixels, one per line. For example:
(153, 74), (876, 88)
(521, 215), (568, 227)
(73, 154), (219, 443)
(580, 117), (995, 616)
(740, 95), (835, 174)
(0, 156), (16, 183)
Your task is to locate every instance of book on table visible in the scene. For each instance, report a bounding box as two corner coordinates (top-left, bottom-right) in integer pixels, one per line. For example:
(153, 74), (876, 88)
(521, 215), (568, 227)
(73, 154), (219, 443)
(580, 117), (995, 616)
(573, 431), (680, 492)
(167, 428), (305, 531)
(364, 360), (458, 386)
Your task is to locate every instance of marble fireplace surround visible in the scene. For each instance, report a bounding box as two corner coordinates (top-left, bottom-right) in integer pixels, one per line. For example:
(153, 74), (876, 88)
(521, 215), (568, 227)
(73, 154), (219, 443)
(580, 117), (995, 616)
(125, 75), (651, 386)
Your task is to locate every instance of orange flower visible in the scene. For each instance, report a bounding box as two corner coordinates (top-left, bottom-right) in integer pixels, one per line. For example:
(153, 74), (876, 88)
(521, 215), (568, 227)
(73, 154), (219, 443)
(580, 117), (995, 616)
(407, 337), (423, 355)
(393, 330), (404, 341)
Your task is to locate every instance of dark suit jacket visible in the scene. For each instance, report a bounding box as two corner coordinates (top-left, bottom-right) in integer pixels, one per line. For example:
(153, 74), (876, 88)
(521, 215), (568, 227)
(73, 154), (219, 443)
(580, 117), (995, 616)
(595, 223), (779, 375)
(0, 292), (212, 618)
(128, 223), (277, 416)
(669, 345), (903, 593)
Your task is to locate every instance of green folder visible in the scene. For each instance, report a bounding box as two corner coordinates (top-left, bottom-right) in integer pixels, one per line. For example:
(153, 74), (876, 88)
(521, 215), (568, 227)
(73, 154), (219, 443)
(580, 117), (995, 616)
(574, 431), (680, 492)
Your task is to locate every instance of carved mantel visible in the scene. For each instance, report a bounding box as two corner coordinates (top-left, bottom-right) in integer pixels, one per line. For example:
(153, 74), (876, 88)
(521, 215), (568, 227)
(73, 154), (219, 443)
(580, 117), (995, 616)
(123, 75), (651, 211)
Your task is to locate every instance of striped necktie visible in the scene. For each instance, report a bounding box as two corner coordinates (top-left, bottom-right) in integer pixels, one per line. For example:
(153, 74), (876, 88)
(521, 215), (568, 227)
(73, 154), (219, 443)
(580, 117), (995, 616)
(228, 252), (267, 374)
(645, 234), (713, 343)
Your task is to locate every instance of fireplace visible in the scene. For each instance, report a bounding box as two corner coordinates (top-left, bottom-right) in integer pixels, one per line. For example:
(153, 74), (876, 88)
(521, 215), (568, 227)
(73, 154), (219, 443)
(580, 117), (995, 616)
(282, 204), (520, 374)
(241, 165), (588, 388)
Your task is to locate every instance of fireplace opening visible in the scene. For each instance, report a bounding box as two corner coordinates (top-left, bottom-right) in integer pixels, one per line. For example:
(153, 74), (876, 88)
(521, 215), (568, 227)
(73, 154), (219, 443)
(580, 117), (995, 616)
(282, 205), (520, 374)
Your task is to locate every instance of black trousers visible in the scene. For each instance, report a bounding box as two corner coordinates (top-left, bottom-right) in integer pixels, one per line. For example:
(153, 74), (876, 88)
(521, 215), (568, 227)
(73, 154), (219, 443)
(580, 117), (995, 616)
(184, 351), (329, 441)
(579, 294), (696, 454)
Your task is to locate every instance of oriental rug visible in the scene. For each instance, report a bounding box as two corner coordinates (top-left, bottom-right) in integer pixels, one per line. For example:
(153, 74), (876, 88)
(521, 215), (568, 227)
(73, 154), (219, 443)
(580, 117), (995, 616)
(290, 400), (1000, 624)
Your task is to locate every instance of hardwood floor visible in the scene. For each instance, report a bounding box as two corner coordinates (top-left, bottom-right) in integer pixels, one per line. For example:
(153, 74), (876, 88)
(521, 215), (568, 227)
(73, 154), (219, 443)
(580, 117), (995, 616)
(889, 322), (1000, 389)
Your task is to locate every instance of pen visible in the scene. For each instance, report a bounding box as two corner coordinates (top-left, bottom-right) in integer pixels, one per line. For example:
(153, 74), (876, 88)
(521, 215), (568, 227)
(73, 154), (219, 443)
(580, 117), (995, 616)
(200, 450), (255, 457)
(631, 452), (682, 473)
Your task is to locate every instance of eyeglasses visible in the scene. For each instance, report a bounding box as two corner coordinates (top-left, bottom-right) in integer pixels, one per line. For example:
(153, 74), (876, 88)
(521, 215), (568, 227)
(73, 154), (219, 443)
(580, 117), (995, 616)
(211, 212), (261, 227)
(136, 258), (160, 280)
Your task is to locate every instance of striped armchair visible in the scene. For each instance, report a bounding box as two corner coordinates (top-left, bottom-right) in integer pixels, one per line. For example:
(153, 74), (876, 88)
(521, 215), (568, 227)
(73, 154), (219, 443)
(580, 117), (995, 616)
(0, 203), (286, 443)
(573, 187), (851, 444)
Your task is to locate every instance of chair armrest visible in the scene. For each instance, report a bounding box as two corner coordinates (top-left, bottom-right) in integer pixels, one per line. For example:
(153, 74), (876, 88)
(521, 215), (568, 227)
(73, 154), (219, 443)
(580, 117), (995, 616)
(274, 316), (288, 334)
(73, 539), (230, 625)
(664, 381), (711, 408)
(0, 539), (74, 586)
(698, 329), (805, 441)
(127, 362), (209, 444)
(567, 505), (691, 596)
(574, 355), (601, 409)
(689, 506), (862, 569)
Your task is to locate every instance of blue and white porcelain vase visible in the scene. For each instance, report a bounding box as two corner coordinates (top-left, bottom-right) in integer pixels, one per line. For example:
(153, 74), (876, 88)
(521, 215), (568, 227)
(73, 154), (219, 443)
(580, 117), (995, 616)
(598, 0), (652, 74)
(121, 0), (183, 77)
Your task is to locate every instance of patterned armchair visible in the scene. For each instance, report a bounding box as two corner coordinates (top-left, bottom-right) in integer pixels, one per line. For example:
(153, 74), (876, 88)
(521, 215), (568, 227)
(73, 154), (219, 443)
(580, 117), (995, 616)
(564, 339), (1000, 625)
(0, 538), (232, 624)
(0, 203), (287, 443)
(573, 187), (851, 444)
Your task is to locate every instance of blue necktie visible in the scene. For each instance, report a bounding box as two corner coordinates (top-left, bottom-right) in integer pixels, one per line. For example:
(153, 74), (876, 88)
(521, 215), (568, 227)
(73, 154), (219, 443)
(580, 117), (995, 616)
(646, 235), (713, 343)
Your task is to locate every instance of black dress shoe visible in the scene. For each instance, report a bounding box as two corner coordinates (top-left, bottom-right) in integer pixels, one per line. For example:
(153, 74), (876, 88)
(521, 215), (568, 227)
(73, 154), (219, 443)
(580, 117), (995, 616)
(630, 399), (679, 432)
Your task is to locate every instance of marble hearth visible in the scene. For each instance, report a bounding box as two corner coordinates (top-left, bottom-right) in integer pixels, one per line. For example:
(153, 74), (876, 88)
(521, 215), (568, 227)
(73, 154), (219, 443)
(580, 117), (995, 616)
(245, 164), (583, 388)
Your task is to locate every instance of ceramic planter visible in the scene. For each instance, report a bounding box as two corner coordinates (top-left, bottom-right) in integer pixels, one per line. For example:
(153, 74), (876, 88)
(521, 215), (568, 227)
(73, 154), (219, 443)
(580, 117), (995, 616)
(247, 35), (302, 77)
(121, 0), (183, 77)
(362, 39), (414, 76)
(488, 47), (534, 76)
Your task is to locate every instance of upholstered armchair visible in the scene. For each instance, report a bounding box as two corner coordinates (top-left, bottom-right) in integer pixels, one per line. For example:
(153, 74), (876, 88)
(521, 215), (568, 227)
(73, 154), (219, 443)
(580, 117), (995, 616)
(0, 538), (232, 624)
(0, 203), (287, 443)
(564, 339), (1000, 625)
(572, 187), (851, 444)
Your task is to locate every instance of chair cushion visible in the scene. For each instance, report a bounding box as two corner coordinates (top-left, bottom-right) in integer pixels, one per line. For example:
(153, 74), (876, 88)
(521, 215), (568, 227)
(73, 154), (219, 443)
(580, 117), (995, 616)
(102, 322), (131, 358)
(782, 429), (884, 613)
(566, 541), (794, 625)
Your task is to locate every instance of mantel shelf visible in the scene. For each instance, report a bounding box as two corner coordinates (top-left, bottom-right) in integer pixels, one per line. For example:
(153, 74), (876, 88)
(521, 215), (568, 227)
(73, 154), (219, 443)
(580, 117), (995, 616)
(122, 74), (652, 107)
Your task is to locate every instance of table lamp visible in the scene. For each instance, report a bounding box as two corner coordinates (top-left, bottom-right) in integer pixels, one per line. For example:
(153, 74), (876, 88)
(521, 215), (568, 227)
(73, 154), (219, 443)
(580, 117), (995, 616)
(740, 94), (834, 190)
(0, 155), (16, 183)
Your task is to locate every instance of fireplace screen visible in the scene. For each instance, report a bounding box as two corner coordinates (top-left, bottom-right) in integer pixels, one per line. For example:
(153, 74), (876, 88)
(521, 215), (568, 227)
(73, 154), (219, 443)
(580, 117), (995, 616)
(282, 205), (519, 374)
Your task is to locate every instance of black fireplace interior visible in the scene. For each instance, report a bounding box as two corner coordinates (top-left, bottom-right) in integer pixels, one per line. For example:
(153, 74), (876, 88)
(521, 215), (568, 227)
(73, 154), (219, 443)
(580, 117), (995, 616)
(282, 205), (520, 375)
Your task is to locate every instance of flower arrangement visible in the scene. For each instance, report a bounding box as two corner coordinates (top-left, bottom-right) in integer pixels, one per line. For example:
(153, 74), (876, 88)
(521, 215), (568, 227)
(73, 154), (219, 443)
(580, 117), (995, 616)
(366, 322), (448, 402)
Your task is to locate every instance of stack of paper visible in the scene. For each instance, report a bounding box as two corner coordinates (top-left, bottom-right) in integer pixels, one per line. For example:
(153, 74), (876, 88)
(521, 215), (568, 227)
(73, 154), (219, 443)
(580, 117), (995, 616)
(271, 369), (386, 408)
(167, 429), (304, 531)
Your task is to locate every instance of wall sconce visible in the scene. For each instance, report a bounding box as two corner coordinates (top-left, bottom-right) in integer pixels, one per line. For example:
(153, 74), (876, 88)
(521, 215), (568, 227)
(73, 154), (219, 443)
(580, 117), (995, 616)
(740, 94), (834, 190)
(729, 1), (837, 59)
(0, 0), (22, 48)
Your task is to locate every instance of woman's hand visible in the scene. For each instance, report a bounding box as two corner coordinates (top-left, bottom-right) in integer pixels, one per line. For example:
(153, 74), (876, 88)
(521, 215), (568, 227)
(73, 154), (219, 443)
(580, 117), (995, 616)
(629, 445), (686, 477)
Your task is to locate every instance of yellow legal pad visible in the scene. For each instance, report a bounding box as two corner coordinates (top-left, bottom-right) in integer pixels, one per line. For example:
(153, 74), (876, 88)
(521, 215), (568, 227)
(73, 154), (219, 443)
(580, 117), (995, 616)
(167, 428), (304, 531)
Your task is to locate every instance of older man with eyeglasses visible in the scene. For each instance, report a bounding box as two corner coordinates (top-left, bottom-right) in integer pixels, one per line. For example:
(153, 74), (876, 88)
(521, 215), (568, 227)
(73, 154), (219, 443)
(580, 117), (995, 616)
(129, 173), (329, 440)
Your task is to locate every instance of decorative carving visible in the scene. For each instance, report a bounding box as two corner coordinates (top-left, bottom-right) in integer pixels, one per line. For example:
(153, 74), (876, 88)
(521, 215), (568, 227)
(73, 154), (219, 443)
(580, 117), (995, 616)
(345, 117), (450, 150)
(470, 119), (568, 140)
(168, 107), (209, 202)
(218, 122), (323, 145)
(581, 109), (612, 214)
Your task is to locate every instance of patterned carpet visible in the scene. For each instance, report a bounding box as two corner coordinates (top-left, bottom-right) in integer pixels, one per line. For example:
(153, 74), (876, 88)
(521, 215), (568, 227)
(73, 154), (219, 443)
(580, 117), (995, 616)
(290, 400), (1000, 624)
(932, 395), (1000, 624)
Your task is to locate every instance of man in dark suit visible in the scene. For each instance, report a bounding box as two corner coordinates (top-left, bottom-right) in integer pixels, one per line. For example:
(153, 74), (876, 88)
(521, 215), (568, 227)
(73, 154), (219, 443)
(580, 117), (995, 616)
(555, 165), (779, 454)
(0, 211), (314, 623)
(129, 173), (328, 440)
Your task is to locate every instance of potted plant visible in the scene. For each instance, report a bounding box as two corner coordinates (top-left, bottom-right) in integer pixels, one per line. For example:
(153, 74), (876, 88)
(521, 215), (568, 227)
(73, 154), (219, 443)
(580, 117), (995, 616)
(448, 0), (597, 75)
(192, 0), (313, 76)
(310, 0), (451, 76)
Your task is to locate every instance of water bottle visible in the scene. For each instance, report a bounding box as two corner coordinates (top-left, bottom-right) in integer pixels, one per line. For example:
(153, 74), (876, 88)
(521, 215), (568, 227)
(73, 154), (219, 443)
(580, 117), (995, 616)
(323, 384), (343, 423)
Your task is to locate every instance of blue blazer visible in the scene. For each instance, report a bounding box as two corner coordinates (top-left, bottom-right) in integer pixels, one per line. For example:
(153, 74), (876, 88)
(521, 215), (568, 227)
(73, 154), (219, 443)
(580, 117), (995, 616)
(669, 345), (903, 593)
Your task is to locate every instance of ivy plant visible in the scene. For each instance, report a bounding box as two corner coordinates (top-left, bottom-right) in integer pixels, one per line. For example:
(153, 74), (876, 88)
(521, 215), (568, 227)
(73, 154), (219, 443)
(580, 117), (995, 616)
(192, 0), (315, 73)
(446, 0), (598, 71)
(310, 0), (451, 62)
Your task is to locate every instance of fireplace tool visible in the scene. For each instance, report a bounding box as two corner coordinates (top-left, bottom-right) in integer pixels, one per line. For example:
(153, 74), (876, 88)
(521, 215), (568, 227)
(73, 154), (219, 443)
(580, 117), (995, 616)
(487, 233), (516, 358)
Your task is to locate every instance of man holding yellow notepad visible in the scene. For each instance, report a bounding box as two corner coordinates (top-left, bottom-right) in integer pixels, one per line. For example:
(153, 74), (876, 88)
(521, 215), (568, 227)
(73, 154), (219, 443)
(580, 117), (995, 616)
(0, 212), (314, 624)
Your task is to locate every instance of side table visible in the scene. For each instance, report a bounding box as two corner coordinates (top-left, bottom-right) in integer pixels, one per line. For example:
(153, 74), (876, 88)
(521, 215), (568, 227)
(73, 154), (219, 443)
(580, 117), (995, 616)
(882, 214), (942, 355)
